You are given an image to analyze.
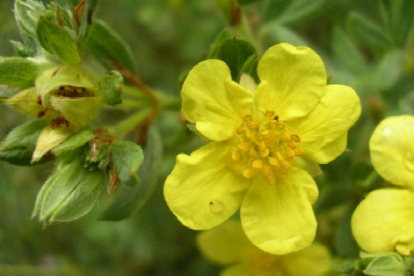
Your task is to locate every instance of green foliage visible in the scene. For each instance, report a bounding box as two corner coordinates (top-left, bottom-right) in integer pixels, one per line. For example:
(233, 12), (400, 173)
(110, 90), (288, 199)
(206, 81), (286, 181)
(0, 57), (38, 88)
(36, 17), (81, 65)
(99, 125), (162, 221)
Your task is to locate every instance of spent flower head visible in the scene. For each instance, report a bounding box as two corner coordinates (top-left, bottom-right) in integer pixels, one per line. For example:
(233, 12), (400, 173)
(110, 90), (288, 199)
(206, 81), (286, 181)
(164, 43), (361, 254)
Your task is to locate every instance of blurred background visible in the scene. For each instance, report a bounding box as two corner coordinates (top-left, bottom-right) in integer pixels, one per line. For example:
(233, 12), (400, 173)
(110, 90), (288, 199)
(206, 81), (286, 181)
(1, 0), (413, 275)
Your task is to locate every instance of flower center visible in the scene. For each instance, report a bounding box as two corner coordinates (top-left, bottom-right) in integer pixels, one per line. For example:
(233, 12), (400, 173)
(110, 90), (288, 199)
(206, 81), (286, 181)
(231, 111), (303, 184)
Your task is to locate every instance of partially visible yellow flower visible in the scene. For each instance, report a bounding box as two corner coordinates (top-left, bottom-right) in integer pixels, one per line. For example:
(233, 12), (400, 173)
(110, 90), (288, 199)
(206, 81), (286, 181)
(352, 115), (414, 255)
(164, 43), (361, 254)
(197, 220), (331, 276)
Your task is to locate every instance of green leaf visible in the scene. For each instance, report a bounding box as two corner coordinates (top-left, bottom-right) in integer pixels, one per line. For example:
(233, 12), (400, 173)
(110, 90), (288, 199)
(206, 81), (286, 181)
(371, 50), (403, 90)
(208, 29), (233, 58)
(0, 57), (38, 88)
(14, 0), (45, 45)
(276, 0), (335, 25)
(10, 40), (36, 57)
(389, 0), (414, 47)
(85, 20), (137, 74)
(216, 38), (256, 81)
(99, 125), (162, 221)
(262, 23), (311, 46)
(36, 17), (81, 65)
(111, 140), (144, 183)
(364, 254), (407, 276)
(52, 128), (93, 155)
(33, 158), (106, 223)
(347, 12), (394, 51)
(0, 120), (49, 166)
(331, 27), (368, 74)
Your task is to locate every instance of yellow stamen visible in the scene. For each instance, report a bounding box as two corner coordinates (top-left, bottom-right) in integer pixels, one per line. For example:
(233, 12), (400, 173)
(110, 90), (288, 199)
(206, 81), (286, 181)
(294, 146), (303, 156)
(268, 157), (279, 166)
(265, 110), (275, 117)
(243, 115), (252, 122)
(287, 140), (297, 149)
(284, 148), (295, 159)
(291, 134), (301, 142)
(243, 167), (255, 178)
(232, 150), (243, 161)
(252, 159), (263, 169)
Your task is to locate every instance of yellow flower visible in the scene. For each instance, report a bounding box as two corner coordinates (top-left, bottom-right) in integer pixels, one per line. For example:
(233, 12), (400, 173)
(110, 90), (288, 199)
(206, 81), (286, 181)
(164, 43), (361, 254)
(352, 115), (414, 255)
(197, 220), (331, 276)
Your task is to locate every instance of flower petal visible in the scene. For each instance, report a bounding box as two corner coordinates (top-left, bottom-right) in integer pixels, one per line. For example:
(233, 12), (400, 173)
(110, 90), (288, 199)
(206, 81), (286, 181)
(370, 115), (414, 188)
(282, 243), (331, 276)
(255, 43), (327, 120)
(164, 142), (250, 230)
(351, 189), (414, 255)
(182, 59), (253, 141)
(221, 264), (251, 276)
(241, 167), (317, 254)
(288, 84), (361, 163)
(197, 220), (252, 264)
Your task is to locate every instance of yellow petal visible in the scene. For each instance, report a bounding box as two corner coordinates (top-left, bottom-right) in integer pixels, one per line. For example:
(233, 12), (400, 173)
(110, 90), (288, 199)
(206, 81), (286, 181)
(240, 167), (317, 254)
(164, 142), (250, 230)
(281, 243), (331, 276)
(182, 60), (253, 141)
(370, 115), (414, 188)
(255, 43), (327, 120)
(288, 84), (361, 163)
(197, 220), (252, 264)
(351, 189), (414, 255)
(221, 264), (252, 276)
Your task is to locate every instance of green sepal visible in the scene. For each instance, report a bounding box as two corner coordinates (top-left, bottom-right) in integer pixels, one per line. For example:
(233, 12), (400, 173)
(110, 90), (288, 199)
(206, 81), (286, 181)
(215, 37), (256, 81)
(50, 96), (101, 128)
(99, 125), (162, 221)
(4, 88), (59, 119)
(111, 140), (143, 183)
(33, 158), (106, 223)
(36, 17), (81, 65)
(364, 253), (407, 276)
(99, 70), (123, 106)
(86, 141), (112, 171)
(35, 66), (96, 106)
(85, 20), (137, 74)
(52, 128), (93, 156)
(208, 29), (233, 58)
(32, 124), (77, 163)
(0, 57), (38, 88)
(0, 120), (49, 166)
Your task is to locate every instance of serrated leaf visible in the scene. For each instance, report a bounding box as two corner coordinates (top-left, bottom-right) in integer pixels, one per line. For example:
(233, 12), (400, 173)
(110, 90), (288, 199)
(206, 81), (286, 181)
(33, 158), (106, 223)
(99, 125), (162, 221)
(0, 57), (38, 88)
(85, 20), (137, 74)
(276, 0), (335, 25)
(347, 12), (394, 51)
(331, 27), (368, 74)
(0, 120), (49, 165)
(216, 38), (256, 81)
(111, 140), (144, 183)
(36, 17), (81, 65)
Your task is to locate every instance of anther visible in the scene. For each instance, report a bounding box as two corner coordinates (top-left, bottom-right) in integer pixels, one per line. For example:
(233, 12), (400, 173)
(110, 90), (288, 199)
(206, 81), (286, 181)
(276, 122), (285, 129)
(287, 140), (296, 149)
(281, 132), (289, 141)
(261, 166), (272, 176)
(248, 122), (259, 129)
(268, 157), (278, 166)
(294, 146), (303, 156)
(243, 167), (255, 178)
(259, 148), (269, 158)
(232, 150), (243, 161)
(236, 126), (244, 135)
(265, 110), (275, 118)
(266, 173), (276, 185)
(252, 159), (263, 169)
(291, 134), (301, 142)
(238, 141), (249, 151)
(243, 115), (252, 122)
(284, 148), (295, 159)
